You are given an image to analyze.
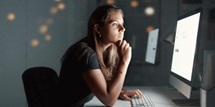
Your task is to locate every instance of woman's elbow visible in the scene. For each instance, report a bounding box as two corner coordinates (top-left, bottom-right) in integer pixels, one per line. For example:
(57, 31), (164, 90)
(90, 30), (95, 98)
(102, 99), (117, 107)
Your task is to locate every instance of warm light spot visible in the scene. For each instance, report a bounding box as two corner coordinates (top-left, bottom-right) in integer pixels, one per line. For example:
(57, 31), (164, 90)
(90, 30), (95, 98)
(50, 7), (58, 14)
(7, 13), (15, 21)
(54, 0), (61, 2)
(130, 0), (139, 8)
(46, 18), (54, 25)
(39, 25), (48, 34)
(146, 26), (154, 32)
(57, 3), (65, 10)
(145, 6), (155, 16)
(107, 0), (115, 4)
(31, 39), (39, 47)
(45, 34), (52, 41)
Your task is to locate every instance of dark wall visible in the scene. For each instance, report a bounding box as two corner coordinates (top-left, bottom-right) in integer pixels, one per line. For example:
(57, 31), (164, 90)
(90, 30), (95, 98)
(124, 0), (178, 86)
(125, 0), (215, 86)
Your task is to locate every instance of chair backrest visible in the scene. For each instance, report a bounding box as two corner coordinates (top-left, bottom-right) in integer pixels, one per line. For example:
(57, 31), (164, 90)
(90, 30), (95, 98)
(22, 66), (58, 107)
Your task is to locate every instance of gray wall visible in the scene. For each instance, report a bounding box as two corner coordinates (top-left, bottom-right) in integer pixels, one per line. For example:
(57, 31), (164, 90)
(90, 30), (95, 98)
(0, 0), (95, 107)
(0, 0), (27, 107)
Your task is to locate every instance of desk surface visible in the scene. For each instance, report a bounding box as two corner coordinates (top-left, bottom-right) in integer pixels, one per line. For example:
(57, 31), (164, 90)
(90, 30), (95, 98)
(84, 86), (200, 107)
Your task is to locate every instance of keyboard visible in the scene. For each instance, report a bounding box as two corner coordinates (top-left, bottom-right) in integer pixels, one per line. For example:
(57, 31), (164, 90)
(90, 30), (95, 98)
(131, 94), (155, 107)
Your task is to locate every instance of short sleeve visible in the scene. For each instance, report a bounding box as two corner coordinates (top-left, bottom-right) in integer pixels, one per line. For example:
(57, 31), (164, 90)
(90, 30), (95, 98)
(87, 53), (99, 71)
(76, 43), (100, 73)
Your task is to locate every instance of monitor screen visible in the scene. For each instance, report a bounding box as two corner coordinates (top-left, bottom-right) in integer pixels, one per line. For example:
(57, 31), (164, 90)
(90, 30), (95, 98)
(171, 11), (201, 82)
(145, 28), (159, 64)
(169, 8), (202, 104)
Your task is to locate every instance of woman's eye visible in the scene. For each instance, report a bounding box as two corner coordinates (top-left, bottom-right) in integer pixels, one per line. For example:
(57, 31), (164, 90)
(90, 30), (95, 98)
(112, 23), (118, 26)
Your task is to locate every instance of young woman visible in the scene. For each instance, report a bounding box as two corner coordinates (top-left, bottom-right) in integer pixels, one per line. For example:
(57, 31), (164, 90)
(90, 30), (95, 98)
(50, 4), (143, 107)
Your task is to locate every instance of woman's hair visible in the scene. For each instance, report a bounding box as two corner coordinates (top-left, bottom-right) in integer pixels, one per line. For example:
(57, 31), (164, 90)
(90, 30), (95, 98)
(87, 5), (124, 80)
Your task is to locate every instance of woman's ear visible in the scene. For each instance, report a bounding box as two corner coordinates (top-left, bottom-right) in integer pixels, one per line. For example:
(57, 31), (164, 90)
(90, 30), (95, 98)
(94, 24), (100, 35)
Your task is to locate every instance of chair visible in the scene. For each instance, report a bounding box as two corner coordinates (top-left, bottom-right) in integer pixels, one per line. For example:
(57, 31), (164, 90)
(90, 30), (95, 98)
(22, 66), (58, 107)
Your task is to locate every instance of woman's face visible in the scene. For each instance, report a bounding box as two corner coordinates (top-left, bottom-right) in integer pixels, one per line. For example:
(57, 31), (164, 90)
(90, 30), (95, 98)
(100, 11), (125, 46)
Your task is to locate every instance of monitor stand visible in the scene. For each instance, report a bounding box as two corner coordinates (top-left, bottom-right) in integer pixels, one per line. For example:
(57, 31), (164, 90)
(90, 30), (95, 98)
(172, 88), (200, 106)
(172, 99), (200, 106)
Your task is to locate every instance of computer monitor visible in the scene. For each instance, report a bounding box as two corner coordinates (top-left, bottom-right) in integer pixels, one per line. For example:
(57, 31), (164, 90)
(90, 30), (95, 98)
(145, 28), (159, 64)
(169, 8), (202, 106)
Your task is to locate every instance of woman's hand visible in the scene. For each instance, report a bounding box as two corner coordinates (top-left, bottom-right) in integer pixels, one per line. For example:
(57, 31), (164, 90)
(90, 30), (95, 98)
(118, 89), (143, 101)
(115, 40), (132, 65)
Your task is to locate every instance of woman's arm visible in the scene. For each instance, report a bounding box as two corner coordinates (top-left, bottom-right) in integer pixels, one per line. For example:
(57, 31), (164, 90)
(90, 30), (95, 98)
(82, 61), (129, 106)
(82, 40), (132, 106)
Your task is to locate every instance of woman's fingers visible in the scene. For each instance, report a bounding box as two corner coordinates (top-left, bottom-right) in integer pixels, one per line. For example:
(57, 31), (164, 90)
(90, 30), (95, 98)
(120, 40), (128, 49)
(115, 40), (131, 51)
(121, 94), (131, 101)
(119, 89), (144, 101)
(126, 90), (143, 97)
(115, 40), (132, 64)
(134, 89), (143, 98)
(125, 43), (130, 50)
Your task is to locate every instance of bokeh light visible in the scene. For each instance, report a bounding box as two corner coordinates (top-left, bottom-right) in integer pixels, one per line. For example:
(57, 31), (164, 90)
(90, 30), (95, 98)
(39, 25), (48, 34)
(145, 6), (155, 16)
(45, 34), (52, 41)
(130, 0), (139, 8)
(57, 3), (65, 10)
(31, 39), (39, 47)
(146, 26), (154, 32)
(7, 13), (15, 21)
(54, 0), (61, 2)
(107, 0), (115, 5)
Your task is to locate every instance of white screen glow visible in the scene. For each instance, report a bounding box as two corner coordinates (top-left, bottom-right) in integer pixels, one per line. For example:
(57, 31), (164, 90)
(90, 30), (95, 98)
(171, 12), (200, 81)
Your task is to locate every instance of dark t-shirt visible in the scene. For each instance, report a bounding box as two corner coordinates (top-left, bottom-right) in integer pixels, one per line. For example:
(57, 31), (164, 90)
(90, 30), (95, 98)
(50, 37), (99, 107)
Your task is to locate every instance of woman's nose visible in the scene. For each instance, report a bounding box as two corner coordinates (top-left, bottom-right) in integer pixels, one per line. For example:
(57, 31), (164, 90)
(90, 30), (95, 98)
(119, 25), (125, 32)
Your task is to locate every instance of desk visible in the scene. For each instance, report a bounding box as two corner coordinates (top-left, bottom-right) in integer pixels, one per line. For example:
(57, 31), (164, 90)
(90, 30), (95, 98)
(85, 86), (200, 107)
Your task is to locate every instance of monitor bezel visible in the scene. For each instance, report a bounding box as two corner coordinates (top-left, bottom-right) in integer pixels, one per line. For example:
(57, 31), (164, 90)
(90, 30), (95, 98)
(170, 7), (203, 88)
